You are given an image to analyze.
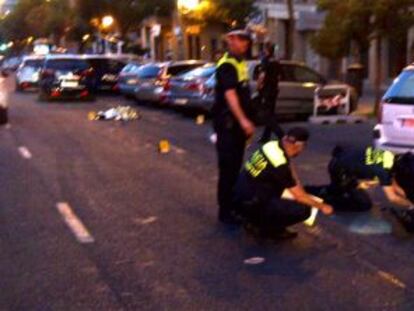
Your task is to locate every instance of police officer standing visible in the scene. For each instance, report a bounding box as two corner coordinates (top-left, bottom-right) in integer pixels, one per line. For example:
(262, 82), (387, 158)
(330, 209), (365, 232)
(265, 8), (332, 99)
(257, 42), (281, 143)
(213, 30), (255, 225)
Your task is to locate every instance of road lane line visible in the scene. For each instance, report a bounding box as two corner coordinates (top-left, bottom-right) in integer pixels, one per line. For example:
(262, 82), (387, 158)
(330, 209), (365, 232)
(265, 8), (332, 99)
(378, 270), (406, 289)
(18, 146), (32, 159)
(56, 202), (95, 244)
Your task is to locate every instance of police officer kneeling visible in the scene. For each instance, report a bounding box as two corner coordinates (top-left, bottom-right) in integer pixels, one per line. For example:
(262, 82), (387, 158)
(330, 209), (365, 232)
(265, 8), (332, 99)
(322, 146), (414, 231)
(233, 127), (333, 240)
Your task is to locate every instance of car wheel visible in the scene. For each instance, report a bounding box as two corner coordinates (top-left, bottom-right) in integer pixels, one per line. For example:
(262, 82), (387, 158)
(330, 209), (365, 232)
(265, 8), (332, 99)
(15, 83), (23, 92)
(296, 113), (311, 122)
(84, 95), (96, 102)
(38, 90), (49, 102)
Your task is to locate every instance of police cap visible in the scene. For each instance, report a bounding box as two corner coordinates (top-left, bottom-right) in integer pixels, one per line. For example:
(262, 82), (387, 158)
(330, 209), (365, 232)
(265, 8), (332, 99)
(226, 29), (252, 41)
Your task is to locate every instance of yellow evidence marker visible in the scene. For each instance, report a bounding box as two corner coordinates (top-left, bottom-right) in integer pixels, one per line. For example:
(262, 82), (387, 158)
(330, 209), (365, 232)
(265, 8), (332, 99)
(159, 139), (171, 154)
(88, 111), (97, 121)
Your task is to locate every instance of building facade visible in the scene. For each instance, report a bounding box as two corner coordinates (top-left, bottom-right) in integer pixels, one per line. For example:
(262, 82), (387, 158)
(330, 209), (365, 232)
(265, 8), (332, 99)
(256, 0), (413, 90)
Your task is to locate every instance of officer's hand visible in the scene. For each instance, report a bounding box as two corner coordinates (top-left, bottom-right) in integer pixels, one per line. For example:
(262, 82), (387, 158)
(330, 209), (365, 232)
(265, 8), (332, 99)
(241, 118), (255, 138)
(320, 204), (334, 216)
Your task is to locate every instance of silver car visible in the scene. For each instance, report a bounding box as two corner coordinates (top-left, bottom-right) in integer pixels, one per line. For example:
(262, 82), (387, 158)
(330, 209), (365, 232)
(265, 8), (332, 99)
(134, 60), (206, 104)
(180, 60), (357, 118)
(15, 56), (45, 91)
(118, 63), (143, 98)
(167, 64), (216, 110)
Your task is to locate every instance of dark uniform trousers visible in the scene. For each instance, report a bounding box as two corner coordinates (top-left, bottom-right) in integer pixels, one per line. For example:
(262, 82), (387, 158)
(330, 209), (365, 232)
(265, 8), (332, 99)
(242, 198), (310, 232)
(326, 157), (373, 211)
(234, 174), (311, 231)
(215, 118), (247, 220)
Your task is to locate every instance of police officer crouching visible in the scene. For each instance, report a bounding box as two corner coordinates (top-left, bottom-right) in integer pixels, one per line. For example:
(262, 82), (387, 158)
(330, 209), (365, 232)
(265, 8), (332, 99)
(213, 29), (255, 225)
(319, 146), (414, 231)
(233, 127), (333, 240)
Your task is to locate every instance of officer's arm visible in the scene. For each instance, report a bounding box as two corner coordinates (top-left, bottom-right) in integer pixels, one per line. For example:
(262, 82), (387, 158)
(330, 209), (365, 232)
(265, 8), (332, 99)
(290, 164), (302, 186)
(383, 185), (412, 208)
(225, 90), (255, 136)
(288, 185), (333, 215)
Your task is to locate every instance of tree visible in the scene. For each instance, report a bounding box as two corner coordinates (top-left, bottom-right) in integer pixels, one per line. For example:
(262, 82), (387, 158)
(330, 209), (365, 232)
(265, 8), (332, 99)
(180, 0), (256, 28)
(311, 0), (414, 111)
(0, 0), (72, 44)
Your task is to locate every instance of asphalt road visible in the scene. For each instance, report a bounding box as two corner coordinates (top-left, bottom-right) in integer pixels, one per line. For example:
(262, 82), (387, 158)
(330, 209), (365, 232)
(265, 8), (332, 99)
(1, 77), (414, 311)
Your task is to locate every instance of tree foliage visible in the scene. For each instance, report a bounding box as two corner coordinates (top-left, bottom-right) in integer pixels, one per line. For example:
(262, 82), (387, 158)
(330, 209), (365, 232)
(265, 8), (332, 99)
(0, 0), (72, 42)
(0, 0), (257, 44)
(311, 0), (414, 59)
(180, 0), (256, 28)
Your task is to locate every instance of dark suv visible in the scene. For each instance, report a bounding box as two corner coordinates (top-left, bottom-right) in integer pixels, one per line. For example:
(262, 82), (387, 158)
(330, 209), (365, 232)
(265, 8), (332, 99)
(39, 55), (95, 101)
(83, 55), (127, 92)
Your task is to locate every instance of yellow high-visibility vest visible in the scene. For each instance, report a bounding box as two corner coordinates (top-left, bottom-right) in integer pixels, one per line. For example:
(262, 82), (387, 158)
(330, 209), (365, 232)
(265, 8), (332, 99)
(217, 53), (249, 83)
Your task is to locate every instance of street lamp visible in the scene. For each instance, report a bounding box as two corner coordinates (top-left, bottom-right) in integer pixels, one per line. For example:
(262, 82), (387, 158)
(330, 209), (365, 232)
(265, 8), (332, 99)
(101, 15), (114, 29)
(177, 0), (200, 13)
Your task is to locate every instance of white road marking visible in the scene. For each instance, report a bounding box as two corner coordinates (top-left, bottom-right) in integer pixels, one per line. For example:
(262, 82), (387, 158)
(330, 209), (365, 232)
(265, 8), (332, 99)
(133, 216), (158, 225)
(377, 270), (406, 289)
(18, 146), (32, 159)
(244, 257), (266, 265)
(56, 202), (95, 244)
(172, 146), (186, 155)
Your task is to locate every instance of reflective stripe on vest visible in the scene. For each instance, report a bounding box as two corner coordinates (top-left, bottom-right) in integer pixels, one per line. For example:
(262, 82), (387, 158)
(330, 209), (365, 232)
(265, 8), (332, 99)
(217, 53), (249, 82)
(365, 147), (395, 169)
(262, 141), (287, 168)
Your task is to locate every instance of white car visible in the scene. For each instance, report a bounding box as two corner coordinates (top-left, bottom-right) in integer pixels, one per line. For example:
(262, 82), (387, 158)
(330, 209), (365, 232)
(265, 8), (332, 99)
(374, 64), (414, 153)
(15, 55), (45, 91)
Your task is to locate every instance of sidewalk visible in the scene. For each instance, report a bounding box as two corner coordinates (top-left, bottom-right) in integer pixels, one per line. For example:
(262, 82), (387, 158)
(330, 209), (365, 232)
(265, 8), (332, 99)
(355, 94), (375, 117)
(353, 82), (389, 117)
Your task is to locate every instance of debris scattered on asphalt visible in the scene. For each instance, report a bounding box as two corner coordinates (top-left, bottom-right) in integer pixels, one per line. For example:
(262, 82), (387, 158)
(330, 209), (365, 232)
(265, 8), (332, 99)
(244, 257), (266, 265)
(196, 114), (205, 125)
(88, 106), (141, 122)
(159, 139), (171, 154)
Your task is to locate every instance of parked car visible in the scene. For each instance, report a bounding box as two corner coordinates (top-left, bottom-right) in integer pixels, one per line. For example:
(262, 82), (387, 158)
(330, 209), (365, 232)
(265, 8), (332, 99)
(83, 55), (127, 92)
(15, 55), (45, 91)
(374, 64), (414, 153)
(134, 60), (207, 104)
(173, 60), (357, 117)
(1, 56), (22, 76)
(38, 55), (95, 101)
(249, 60), (358, 118)
(167, 63), (216, 110)
(118, 62), (143, 98)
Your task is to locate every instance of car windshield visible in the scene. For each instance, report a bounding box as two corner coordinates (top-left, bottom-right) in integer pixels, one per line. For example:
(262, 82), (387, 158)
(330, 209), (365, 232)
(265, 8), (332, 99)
(178, 66), (215, 80)
(24, 59), (44, 68)
(167, 64), (204, 76)
(46, 59), (90, 71)
(281, 64), (324, 84)
(383, 70), (414, 104)
(136, 65), (161, 79)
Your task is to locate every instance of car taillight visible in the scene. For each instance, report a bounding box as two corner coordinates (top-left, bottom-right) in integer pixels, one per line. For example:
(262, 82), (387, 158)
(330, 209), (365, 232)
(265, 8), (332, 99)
(41, 69), (55, 79)
(156, 77), (170, 91)
(377, 101), (384, 123)
(81, 68), (94, 77)
(185, 82), (200, 91)
(164, 79), (171, 91)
